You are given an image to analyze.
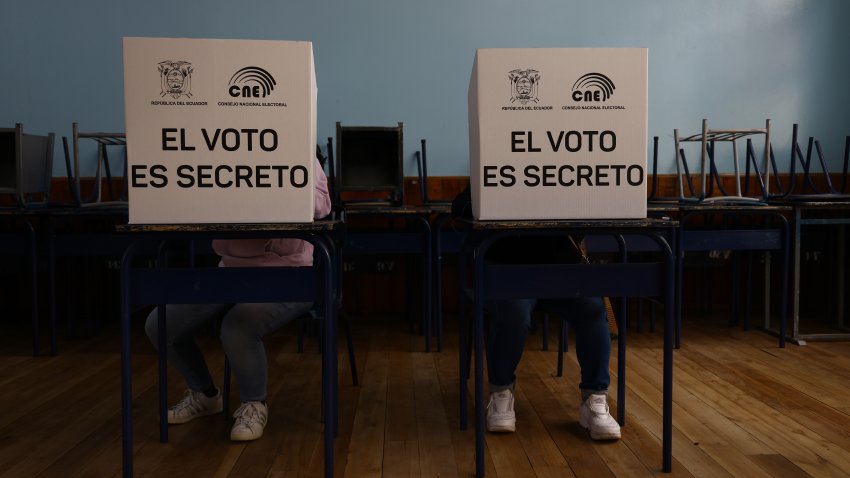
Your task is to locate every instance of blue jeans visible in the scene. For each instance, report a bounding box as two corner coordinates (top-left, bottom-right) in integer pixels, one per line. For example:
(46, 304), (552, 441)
(145, 302), (312, 402)
(486, 297), (610, 394)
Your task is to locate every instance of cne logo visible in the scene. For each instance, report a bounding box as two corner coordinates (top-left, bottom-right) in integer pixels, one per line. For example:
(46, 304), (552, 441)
(159, 61), (193, 99)
(228, 66), (277, 98)
(508, 69), (540, 105)
(571, 72), (615, 102)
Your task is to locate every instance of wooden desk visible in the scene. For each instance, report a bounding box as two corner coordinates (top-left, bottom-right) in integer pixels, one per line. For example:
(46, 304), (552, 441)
(769, 200), (850, 343)
(342, 205), (435, 350)
(650, 203), (791, 348)
(677, 204), (791, 347)
(46, 205), (130, 353)
(457, 218), (677, 476)
(0, 209), (40, 355)
(431, 209), (465, 352)
(118, 221), (339, 478)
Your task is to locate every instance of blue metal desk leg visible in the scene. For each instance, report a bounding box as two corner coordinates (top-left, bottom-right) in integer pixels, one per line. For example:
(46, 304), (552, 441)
(319, 242), (336, 478)
(616, 236), (627, 426)
(24, 222), (42, 356)
(435, 240), (443, 352)
(663, 247), (674, 472)
(474, 292), (485, 476)
(120, 247), (135, 478)
(423, 223), (433, 352)
(157, 305), (168, 442)
(675, 224), (683, 350)
(779, 218), (789, 348)
(474, 255), (485, 477)
(617, 297), (627, 426)
(458, 247), (469, 431)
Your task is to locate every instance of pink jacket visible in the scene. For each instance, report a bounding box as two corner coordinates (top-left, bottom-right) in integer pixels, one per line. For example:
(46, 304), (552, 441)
(211, 157), (332, 267)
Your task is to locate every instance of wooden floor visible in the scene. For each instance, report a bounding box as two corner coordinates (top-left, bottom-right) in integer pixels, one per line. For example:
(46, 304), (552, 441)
(2, 313), (850, 478)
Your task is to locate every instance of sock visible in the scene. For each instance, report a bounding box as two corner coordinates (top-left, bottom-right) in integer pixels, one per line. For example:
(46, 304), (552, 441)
(581, 389), (607, 402)
(202, 385), (219, 397)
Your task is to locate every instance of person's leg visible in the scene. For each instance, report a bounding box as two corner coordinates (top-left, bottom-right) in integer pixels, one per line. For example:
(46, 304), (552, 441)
(144, 303), (231, 393)
(144, 303), (231, 424)
(220, 301), (312, 441)
(485, 298), (536, 392)
(539, 297), (610, 395)
(219, 301), (312, 403)
(483, 298), (535, 433)
(539, 297), (620, 440)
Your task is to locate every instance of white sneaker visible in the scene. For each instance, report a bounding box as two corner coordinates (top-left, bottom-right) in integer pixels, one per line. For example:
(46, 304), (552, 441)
(578, 393), (621, 440)
(167, 389), (223, 424)
(486, 389), (516, 433)
(230, 401), (268, 441)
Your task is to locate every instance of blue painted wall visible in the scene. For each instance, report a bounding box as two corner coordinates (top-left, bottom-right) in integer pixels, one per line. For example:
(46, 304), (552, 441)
(1, 0), (848, 176)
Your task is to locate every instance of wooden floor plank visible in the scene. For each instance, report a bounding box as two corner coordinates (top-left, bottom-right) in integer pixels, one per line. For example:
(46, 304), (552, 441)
(343, 332), (389, 478)
(2, 315), (849, 477)
(634, 338), (846, 477)
(412, 352), (460, 478)
(382, 333), (420, 478)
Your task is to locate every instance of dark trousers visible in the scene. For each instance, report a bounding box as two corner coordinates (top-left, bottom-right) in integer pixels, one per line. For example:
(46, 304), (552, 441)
(486, 297), (611, 393)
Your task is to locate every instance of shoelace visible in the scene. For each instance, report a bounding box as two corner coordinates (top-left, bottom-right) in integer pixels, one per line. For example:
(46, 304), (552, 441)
(234, 403), (265, 425)
(170, 390), (203, 414)
(487, 393), (512, 414)
(587, 398), (611, 416)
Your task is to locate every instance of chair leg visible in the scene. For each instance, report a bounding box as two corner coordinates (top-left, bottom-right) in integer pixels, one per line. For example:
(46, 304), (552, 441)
(340, 311), (359, 386)
(556, 318), (569, 377)
(744, 251), (753, 330)
(297, 315), (305, 353)
(541, 312), (550, 351)
(636, 298), (643, 333)
(223, 355), (231, 418)
(316, 311), (359, 386)
(649, 300), (656, 333)
(731, 251), (741, 326)
(617, 297), (628, 426)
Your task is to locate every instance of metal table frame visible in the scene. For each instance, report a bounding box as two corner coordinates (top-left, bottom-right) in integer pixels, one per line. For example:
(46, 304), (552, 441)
(457, 218), (677, 476)
(674, 205), (791, 348)
(772, 201), (850, 344)
(119, 222), (339, 478)
(342, 206), (434, 350)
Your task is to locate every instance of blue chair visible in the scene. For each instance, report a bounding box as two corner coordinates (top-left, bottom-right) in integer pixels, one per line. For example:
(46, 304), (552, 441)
(0, 123), (54, 209)
(672, 119), (789, 347)
(768, 124), (850, 201)
(62, 122), (127, 207)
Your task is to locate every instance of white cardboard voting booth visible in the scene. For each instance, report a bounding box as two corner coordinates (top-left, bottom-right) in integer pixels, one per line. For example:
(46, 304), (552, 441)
(123, 37), (317, 224)
(468, 48), (648, 220)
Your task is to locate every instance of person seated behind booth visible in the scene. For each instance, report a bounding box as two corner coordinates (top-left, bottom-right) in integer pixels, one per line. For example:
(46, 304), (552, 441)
(452, 186), (620, 440)
(144, 154), (332, 442)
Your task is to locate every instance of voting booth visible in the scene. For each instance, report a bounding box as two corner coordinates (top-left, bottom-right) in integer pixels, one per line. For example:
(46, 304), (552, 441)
(468, 48), (648, 220)
(123, 37), (317, 224)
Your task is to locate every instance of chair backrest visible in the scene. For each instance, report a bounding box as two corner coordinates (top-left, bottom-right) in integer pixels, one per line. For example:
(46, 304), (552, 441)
(647, 136), (685, 204)
(335, 122), (404, 207)
(0, 123), (55, 208)
(674, 119), (771, 204)
(415, 139), (428, 204)
(65, 122), (127, 207)
(768, 124), (850, 200)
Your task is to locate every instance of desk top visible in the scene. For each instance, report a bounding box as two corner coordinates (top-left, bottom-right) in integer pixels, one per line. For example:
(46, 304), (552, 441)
(647, 203), (793, 214)
(676, 203), (792, 213)
(119, 220), (339, 233)
(468, 217), (676, 230)
(343, 205), (438, 216)
(768, 199), (850, 210)
(0, 205), (129, 218)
